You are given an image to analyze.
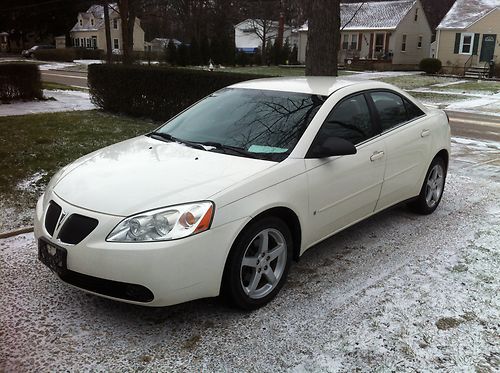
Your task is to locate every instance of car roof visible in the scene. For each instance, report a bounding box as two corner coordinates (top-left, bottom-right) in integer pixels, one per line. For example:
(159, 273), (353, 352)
(229, 76), (385, 96)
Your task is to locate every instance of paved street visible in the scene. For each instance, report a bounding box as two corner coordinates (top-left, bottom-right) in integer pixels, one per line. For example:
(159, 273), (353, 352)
(447, 111), (500, 142)
(41, 70), (88, 88)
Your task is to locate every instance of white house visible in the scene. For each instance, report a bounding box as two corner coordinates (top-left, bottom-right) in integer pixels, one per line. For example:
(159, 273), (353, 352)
(234, 19), (293, 53)
(69, 3), (145, 53)
(298, 0), (432, 67)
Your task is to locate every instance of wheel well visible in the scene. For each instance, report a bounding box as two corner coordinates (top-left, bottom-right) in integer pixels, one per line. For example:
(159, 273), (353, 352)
(435, 149), (449, 171)
(232, 207), (302, 262)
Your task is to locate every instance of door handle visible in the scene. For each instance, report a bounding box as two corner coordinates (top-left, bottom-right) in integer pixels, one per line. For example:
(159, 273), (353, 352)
(421, 129), (430, 137)
(370, 151), (384, 161)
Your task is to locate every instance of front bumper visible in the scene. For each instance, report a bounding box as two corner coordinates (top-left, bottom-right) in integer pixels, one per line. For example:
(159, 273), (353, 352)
(34, 192), (247, 306)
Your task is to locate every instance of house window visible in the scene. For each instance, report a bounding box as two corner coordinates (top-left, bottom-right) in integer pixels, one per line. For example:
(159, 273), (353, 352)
(113, 19), (118, 29)
(401, 34), (407, 52)
(74, 38), (79, 47)
(92, 36), (97, 49)
(342, 34), (349, 50)
(79, 19), (82, 26)
(86, 38), (91, 48)
(81, 38), (84, 47)
(113, 38), (119, 49)
(414, 8), (418, 21)
(91, 19), (94, 26)
(459, 32), (474, 54)
(350, 34), (357, 50)
(417, 35), (423, 49)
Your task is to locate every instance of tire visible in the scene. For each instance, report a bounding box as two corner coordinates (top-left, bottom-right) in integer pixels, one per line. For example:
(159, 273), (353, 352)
(409, 157), (447, 215)
(222, 216), (293, 310)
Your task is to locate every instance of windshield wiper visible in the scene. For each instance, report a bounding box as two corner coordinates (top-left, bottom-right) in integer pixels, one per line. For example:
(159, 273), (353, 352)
(149, 132), (176, 142)
(197, 141), (259, 159)
(149, 132), (205, 150)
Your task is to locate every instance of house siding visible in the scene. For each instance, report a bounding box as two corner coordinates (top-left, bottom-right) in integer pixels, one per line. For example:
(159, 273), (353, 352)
(297, 0), (432, 66)
(391, 0), (432, 64)
(70, 16), (144, 52)
(437, 9), (500, 70)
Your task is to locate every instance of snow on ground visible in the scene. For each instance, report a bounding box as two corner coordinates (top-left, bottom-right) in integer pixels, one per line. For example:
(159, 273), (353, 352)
(348, 70), (421, 80)
(15, 171), (47, 193)
(38, 62), (77, 71)
(0, 139), (498, 371)
(0, 89), (95, 116)
(72, 59), (104, 65)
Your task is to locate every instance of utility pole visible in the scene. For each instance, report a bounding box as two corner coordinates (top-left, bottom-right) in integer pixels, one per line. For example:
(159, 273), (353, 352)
(102, 0), (113, 63)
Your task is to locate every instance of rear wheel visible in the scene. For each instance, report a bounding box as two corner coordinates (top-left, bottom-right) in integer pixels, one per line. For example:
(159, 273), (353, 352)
(409, 157), (446, 214)
(223, 217), (292, 310)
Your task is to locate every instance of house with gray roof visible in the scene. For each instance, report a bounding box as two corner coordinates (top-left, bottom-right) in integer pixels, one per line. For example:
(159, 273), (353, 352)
(436, 0), (500, 76)
(69, 3), (145, 53)
(297, 0), (432, 67)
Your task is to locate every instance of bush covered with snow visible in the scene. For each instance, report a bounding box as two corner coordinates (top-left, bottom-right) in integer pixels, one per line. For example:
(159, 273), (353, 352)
(88, 64), (268, 120)
(419, 58), (443, 74)
(0, 63), (42, 102)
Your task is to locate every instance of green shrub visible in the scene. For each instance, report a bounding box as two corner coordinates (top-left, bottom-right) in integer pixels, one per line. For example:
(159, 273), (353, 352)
(0, 63), (42, 101)
(34, 48), (104, 62)
(419, 58), (442, 74)
(88, 64), (268, 120)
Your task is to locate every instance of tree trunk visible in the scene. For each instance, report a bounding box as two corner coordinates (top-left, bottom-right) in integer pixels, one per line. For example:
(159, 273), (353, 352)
(118, 0), (135, 65)
(102, 1), (112, 64)
(305, 0), (340, 76)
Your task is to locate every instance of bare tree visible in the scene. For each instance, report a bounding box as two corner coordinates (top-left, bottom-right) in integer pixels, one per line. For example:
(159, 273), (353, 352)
(102, 1), (113, 63)
(305, 0), (340, 76)
(116, 0), (140, 64)
(239, 0), (281, 62)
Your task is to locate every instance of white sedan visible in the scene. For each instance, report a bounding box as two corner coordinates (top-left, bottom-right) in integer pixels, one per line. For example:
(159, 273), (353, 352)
(34, 77), (450, 309)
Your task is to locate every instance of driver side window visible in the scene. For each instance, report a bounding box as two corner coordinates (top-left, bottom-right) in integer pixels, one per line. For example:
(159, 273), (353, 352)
(317, 94), (375, 145)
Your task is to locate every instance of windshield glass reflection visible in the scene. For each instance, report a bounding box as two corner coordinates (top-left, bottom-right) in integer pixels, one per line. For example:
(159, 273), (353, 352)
(156, 88), (326, 161)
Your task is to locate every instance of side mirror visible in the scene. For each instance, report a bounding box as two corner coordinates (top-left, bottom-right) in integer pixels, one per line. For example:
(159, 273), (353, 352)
(307, 136), (357, 158)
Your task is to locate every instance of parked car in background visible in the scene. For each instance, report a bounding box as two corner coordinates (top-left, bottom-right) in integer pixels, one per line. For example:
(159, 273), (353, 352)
(21, 44), (55, 58)
(35, 77), (451, 310)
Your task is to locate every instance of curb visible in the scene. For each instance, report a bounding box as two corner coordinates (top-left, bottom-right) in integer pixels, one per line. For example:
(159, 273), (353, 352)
(0, 226), (34, 239)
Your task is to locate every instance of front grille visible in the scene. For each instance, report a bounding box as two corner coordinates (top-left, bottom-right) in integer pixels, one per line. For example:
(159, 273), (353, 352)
(45, 201), (62, 236)
(58, 214), (98, 245)
(60, 270), (154, 303)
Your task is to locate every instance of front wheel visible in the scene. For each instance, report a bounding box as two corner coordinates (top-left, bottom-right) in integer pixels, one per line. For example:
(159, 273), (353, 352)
(222, 217), (292, 310)
(409, 157), (447, 214)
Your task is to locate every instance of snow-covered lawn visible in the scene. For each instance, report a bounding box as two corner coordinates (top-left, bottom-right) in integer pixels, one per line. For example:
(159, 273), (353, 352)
(380, 75), (500, 116)
(0, 138), (498, 371)
(0, 89), (95, 116)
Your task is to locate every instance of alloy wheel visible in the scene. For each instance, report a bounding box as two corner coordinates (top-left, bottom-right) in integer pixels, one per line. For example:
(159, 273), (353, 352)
(240, 228), (287, 299)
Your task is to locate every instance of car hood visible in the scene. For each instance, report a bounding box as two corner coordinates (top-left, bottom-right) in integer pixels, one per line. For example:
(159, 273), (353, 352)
(53, 136), (276, 216)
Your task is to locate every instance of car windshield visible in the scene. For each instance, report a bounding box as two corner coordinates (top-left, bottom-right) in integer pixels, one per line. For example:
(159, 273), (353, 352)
(154, 88), (326, 161)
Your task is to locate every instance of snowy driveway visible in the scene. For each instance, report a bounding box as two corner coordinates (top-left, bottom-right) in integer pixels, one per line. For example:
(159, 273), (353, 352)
(0, 140), (499, 372)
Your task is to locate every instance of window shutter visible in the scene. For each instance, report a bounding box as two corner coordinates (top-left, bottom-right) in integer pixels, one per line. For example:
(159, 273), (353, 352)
(454, 33), (461, 54)
(472, 33), (480, 55)
(358, 34), (362, 51)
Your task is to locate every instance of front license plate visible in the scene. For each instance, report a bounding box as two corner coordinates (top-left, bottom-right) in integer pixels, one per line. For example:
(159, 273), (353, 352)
(38, 239), (67, 276)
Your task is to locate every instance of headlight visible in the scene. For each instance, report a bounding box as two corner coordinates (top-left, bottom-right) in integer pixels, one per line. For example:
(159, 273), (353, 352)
(106, 201), (214, 242)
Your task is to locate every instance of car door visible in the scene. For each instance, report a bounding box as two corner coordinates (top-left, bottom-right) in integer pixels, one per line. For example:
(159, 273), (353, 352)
(305, 93), (386, 244)
(367, 90), (432, 211)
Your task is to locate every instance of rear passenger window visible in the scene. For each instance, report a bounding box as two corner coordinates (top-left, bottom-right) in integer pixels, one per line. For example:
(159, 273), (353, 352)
(318, 94), (375, 145)
(370, 91), (407, 131)
(404, 98), (425, 120)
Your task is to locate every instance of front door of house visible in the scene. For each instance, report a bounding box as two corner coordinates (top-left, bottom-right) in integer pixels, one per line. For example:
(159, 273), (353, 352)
(480, 34), (496, 62)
